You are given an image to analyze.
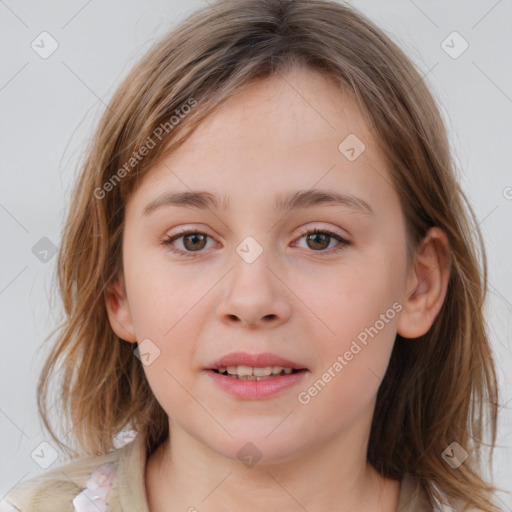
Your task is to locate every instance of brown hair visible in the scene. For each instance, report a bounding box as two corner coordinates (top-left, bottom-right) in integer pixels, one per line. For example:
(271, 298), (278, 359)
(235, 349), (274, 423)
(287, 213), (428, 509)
(37, 0), (501, 510)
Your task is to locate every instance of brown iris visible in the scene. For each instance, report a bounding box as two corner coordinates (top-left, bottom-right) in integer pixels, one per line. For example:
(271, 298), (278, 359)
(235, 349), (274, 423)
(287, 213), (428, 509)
(182, 233), (208, 251)
(305, 232), (330, 251)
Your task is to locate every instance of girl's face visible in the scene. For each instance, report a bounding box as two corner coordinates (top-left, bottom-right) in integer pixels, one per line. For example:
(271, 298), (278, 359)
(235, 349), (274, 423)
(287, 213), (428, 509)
(108, 66), (419, 464)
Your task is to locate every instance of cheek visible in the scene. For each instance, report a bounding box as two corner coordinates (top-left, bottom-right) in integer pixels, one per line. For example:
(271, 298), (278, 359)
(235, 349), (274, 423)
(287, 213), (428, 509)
(290, 252), (402, 407)
(291, 253), (401, 346)
(294, 298), (398, 431)
(124, 245), (211, 337)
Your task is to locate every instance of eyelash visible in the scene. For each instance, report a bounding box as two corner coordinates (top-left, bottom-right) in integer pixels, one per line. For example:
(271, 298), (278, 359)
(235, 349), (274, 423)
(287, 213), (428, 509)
(161, 227), (350, 258)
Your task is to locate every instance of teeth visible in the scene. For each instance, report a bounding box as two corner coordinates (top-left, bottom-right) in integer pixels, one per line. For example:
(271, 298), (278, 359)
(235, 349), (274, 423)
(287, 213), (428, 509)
(216, 365), (295, 378)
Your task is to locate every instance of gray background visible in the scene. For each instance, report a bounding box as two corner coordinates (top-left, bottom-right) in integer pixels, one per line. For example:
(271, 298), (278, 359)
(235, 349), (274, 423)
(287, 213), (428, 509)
(1, 0), (511, 508)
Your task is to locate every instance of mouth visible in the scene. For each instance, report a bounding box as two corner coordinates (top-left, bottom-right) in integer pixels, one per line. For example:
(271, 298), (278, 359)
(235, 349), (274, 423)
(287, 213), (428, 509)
(205, 351), (308, 381)
(205, 360), (309, 399)
(210, 366), (307, 380)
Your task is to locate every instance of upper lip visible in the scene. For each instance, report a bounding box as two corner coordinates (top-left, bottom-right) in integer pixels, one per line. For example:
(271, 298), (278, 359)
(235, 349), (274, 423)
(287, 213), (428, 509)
(205, 351), (307, 370)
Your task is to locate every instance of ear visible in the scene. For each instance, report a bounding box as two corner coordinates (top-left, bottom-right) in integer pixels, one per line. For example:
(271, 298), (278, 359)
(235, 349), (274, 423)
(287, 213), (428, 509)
(105, 271), (137, 343)
(397, 227), (451, 339)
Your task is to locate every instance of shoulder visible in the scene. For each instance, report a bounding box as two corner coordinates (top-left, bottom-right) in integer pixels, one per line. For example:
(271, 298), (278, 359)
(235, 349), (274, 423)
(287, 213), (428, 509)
(0, 437), (141, 512)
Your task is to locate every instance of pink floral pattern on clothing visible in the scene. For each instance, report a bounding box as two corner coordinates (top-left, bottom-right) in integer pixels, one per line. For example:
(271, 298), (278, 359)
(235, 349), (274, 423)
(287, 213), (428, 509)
(72, 463), (117, 512)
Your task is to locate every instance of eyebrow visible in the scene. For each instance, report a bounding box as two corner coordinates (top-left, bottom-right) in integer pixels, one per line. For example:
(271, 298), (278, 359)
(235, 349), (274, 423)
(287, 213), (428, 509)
(142, 189), (374, 216)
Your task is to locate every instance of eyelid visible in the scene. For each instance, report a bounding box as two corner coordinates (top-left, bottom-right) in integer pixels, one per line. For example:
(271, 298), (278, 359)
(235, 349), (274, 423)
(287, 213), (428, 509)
(164, 223), (348, 240)
(295, 223), (349, 240)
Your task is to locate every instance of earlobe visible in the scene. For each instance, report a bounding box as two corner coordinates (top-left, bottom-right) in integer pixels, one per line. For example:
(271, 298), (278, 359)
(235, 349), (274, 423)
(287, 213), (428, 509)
(105, 272), (138, 343)
(397, 227), (451, 339)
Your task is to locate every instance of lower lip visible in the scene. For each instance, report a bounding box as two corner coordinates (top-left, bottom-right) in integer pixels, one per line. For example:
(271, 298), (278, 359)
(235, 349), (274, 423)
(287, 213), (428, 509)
(205, 369), (308, 400)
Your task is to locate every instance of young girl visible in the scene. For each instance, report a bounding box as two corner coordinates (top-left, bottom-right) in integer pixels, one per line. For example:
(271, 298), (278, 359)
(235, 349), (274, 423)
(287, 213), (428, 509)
(1, 0), (503, 511)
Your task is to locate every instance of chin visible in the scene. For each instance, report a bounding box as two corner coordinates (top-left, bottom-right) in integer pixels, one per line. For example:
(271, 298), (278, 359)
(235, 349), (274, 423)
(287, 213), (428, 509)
(205, 431), (304, 467)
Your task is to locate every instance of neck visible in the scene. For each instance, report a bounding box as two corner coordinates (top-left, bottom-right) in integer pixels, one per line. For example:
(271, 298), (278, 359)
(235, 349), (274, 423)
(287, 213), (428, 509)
(145, 418), (400, 512)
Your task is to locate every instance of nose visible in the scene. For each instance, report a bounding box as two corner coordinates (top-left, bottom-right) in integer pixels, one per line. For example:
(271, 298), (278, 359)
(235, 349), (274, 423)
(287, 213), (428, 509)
(216, 247), (292, 330)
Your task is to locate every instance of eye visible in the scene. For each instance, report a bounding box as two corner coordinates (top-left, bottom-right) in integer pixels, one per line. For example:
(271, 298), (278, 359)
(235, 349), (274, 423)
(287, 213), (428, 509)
(294, 227), (350, 255)
(161, 226), (350, 258)
(162, 228), (216, 257)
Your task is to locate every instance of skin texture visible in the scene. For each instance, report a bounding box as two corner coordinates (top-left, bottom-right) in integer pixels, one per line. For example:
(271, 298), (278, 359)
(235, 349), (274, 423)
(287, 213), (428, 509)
(106, 65), (451, 512)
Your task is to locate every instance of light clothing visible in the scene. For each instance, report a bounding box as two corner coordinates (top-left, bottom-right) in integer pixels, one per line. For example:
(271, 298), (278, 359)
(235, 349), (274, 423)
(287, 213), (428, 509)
(1, 433), (445, 511)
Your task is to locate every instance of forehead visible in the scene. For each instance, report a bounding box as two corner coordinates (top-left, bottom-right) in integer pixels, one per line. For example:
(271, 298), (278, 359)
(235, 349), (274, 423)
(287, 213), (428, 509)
(126, 66), (397, 216)
(178, 67), (371, 163)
